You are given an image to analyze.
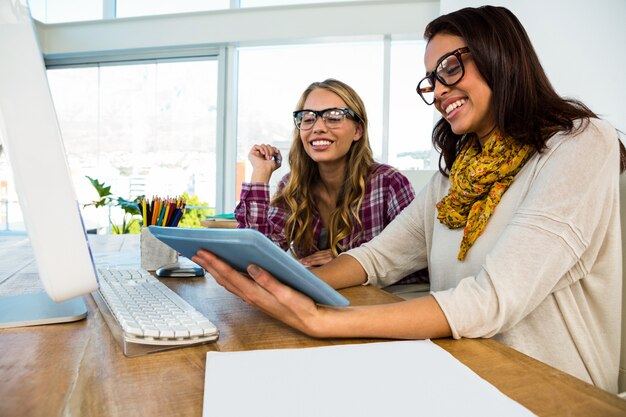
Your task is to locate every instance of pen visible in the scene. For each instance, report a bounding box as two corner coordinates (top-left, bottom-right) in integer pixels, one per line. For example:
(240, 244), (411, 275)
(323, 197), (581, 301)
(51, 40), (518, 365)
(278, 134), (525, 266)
(157, 202), (166, 226)
(172, 202), (186, 227)
(170, 209), (183, 227)
(142, 198), (147, 227)
(151, 198), (160, 226)
(142, 196), (186, 227)
(166, 200), (176, 226)
(163, 204), (170, 226)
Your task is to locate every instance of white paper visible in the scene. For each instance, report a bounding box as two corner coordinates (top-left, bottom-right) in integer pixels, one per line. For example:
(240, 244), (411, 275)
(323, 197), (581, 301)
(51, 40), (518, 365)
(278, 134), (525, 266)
(203, 340), (535, 417)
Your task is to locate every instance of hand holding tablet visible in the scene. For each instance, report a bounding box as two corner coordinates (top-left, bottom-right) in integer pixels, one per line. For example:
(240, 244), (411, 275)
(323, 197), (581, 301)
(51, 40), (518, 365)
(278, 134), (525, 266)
(148, 226), (350, 307)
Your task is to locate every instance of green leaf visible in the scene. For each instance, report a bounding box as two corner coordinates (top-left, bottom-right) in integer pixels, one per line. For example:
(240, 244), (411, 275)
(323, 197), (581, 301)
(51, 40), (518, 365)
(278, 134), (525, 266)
(86, 175), (112, 198)
(93, 198), (109, 208)
(116, 197), (140, 215)
(83, 178), (147, 233)
(123, 217), (140, 234)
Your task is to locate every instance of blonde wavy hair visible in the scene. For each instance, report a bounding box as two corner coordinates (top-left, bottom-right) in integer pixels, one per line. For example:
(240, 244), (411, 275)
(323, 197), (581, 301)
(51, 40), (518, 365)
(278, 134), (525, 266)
(271, 79), (375, 258)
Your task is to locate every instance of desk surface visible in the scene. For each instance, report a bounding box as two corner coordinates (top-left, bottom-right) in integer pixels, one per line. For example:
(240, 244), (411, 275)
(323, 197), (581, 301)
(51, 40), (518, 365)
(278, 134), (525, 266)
(1, 234), (625, 417)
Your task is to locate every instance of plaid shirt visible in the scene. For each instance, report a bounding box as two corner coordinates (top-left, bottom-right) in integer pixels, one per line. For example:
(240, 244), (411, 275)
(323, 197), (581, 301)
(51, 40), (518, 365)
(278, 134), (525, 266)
(235, 163), (427, 284)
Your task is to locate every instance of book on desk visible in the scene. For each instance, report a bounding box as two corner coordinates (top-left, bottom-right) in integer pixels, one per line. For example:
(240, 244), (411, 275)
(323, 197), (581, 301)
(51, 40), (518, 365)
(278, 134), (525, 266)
(200, 213), (238, 229)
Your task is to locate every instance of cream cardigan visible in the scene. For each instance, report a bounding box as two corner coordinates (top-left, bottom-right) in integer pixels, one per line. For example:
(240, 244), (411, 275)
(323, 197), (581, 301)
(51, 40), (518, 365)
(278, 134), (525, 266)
(346, 118), (621, 393)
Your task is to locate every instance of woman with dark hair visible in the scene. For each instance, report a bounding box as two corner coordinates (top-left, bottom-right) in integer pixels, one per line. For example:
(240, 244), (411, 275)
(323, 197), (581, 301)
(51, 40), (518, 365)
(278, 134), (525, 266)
(194, 7), (624, 392)
(236, 79), (419, 275)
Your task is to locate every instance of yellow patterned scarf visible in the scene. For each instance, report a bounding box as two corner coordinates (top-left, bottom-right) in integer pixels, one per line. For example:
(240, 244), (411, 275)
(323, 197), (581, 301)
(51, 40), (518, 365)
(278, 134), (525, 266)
(436, 131), (535, 260)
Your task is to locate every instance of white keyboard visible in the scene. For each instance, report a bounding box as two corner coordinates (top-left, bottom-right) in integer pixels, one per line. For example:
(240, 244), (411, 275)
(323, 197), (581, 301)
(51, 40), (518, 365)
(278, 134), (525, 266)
(94, 268), (218, 357)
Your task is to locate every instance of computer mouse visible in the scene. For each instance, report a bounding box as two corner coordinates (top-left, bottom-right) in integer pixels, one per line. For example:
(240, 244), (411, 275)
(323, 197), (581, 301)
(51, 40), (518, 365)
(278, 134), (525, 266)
(156, 265), (205, 277)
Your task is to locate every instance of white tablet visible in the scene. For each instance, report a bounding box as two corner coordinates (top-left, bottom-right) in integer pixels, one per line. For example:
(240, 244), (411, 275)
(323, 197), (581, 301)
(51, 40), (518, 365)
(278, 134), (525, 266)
(148, 226), (350, 307)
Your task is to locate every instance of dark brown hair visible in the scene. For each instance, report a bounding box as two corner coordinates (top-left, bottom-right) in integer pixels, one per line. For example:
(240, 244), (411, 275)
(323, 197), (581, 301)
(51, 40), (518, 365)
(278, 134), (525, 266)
(424, 6), (626, 174)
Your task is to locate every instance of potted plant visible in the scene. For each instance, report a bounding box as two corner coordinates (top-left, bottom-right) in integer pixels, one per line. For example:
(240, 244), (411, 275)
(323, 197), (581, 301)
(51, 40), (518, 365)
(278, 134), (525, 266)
(84, 176), (142, 234)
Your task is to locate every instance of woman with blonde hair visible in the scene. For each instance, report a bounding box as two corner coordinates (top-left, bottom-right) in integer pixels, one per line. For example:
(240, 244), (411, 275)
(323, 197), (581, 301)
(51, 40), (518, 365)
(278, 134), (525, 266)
(236, 78), (420, 278)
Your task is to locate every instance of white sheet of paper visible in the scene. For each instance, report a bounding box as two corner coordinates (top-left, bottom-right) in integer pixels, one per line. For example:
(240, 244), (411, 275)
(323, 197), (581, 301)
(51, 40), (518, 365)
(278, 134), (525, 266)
(203, 340), (535, 417)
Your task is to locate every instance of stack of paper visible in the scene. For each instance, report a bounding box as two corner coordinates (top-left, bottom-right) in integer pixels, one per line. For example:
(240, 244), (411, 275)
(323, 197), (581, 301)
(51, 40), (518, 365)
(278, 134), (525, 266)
(203, 340), (535, 417)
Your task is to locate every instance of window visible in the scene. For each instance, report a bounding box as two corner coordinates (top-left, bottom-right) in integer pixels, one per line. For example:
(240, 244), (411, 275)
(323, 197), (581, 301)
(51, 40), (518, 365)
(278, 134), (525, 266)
(236, 41), (384, 195)
(240, 0), (372, 6)
(389, 40), (437, 170)
(44, 59), (218, 232)
(235, 39), (434, 200)
(29, 0), (378, 22)
(116, 0), (230, 18)
(29, 0), (103, 23)
(12, 2), (439, 227)
(0, 153), (13, 233)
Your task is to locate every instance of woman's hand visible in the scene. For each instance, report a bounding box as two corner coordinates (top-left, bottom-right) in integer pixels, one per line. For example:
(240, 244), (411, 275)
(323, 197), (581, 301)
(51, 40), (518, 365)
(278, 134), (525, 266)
(299, 249), (335, 267)
(192, 250), (452, 340)
(248, 144), (282, 183)
(192, 249), (326, 337)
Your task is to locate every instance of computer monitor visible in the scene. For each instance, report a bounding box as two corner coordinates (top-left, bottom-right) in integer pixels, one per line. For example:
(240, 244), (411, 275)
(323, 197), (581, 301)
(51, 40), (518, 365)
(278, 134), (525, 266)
(0, 0), (99, 327)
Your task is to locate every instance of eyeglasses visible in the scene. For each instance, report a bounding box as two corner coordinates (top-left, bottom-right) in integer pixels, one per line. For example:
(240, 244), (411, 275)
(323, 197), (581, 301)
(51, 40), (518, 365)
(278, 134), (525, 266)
(416, 47), (471, 105)
(292, 107), (358, 131)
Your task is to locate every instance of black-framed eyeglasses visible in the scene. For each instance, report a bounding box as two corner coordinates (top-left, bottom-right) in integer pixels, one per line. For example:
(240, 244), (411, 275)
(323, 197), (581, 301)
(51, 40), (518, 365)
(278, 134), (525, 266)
(416, 47), (471, 105)
(292, 107), (358, 131)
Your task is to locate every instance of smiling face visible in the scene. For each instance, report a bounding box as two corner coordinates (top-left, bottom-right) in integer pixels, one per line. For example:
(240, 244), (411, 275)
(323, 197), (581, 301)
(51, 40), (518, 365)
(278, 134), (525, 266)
(424, 33), (495, 142)
(299, 88), (362, 166)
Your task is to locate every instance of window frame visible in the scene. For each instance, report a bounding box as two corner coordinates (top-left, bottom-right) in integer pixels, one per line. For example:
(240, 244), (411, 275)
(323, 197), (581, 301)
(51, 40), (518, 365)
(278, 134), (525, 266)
(34, 1), (439, 214)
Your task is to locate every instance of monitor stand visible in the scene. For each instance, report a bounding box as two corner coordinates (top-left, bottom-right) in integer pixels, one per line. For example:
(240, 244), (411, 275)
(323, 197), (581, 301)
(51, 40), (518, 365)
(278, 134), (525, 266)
(0, 292), (87, 329)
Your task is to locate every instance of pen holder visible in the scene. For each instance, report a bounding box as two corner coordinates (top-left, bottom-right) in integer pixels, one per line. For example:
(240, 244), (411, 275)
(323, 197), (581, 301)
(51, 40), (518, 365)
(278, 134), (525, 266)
(140, 227), (178, 271)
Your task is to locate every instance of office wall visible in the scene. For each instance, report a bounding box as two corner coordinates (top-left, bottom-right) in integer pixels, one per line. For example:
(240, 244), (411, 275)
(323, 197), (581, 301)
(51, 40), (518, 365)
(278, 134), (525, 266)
(440, 0), (626, 134)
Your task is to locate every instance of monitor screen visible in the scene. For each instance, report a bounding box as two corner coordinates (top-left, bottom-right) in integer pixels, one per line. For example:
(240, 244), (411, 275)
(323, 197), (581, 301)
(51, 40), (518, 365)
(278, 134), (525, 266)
(0, 0), (98, 326)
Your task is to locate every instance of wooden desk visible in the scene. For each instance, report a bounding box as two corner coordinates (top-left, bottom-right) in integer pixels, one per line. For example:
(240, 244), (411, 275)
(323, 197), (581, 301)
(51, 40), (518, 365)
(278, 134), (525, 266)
(1, 234), (625, 417)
